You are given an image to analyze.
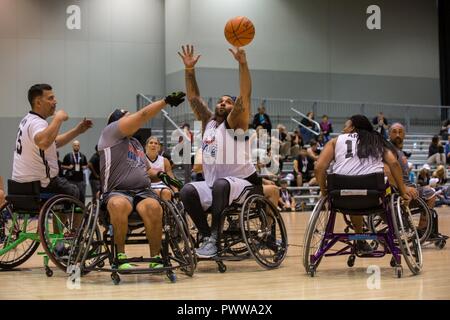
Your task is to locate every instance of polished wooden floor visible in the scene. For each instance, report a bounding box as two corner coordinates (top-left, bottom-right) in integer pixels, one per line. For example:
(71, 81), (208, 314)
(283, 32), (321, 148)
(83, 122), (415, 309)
(1, 208), (449, 300)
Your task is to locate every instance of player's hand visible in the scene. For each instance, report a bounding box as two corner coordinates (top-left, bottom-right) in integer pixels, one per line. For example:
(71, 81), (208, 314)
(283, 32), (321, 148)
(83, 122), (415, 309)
(405, 186), (419, 200)
(178, 45), (201, 68)
(77, 118), (93, 133)
(228, 47), (247, 64)
(400, 192), (411, 206)
(164, 92), (186, 107)
(55, 110), (68, 122)
(320, 188), (327, 197)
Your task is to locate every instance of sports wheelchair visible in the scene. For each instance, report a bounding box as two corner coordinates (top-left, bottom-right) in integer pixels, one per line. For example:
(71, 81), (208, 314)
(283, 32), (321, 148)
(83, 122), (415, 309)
(67, 191), (196, 285)
(181, 189), (288, 273)
(0, 180), (84, 276)
(303, 173), (422, 278)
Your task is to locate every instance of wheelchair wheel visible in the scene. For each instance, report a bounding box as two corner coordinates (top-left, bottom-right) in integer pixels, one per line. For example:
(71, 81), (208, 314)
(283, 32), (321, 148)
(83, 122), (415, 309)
(221, 213), (249, 256)
(68, 201), (104, 275)
(407, 197), (432, 244)
(391, 194), (423, 275)
(240, 194), (288, 269)
(303, 197), (329, 273)
(38, 195), (85, 272)
(0, 204), (39, 269)
(162, 200), (196, 277)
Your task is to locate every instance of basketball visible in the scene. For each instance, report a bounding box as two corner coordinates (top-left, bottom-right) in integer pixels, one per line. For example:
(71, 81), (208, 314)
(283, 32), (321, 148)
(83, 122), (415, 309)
(224, 16), (255, 47)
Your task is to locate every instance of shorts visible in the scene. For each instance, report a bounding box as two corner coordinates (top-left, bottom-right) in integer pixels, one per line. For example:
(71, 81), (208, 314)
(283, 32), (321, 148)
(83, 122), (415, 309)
(101, 188), (159, 211)
(418, 185), (436, 201)
(151, 182), (170, 190)
(188, 177), (263, 211)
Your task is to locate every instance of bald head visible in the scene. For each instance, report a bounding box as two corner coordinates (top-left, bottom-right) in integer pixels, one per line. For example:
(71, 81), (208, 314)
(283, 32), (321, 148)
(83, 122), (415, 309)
(72, 140), (80, 152)
(389, 123), (405, 148)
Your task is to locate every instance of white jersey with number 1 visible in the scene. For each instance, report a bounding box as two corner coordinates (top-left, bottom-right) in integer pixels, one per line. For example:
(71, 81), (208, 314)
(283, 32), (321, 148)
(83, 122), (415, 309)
(331, 133), (383, 175)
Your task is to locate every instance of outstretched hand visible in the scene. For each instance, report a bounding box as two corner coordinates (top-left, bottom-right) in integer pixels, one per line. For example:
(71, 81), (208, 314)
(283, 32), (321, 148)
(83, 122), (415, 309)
(77, 118), (93, 133)
(165, 92), (186, 107)
(228, 47), (247, 64)
(178, 45), (201, 68)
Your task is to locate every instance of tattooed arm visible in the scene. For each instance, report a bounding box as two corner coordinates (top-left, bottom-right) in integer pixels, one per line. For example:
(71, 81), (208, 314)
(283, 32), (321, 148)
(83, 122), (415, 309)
(178, 45), (212, 128)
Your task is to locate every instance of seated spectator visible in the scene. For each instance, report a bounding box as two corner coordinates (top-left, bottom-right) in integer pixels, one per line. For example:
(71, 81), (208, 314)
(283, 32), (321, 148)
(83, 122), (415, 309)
(316, 134), (325, 154)
(445, 135), (450, 165)
(290, 129), (303, 158)
(307, 139), (320, 161)
(293, 147), (315, 187)
(319, 115), (333, 143)
(252, 105), (272, 132)
(417, 164), (431, 187)
(277, 124), (291, 159)
(408, 162), (416, 184)
(431, 165), (447, 187)
(372, 112), (389, 139)
(427, 135), (446, 165)
(300, 111), (316, 144)
(440, 119), (450, 140)
(278, 180), (296, 212)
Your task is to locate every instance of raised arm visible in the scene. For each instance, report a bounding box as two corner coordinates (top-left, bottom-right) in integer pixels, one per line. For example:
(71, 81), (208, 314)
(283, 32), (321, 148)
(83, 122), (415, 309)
(118, 92), (185, 137)
(178, 45), (212, 126)
(55, 117), (93, 148)
(34, 110), (67, 150)
(227, 47), (251, 130)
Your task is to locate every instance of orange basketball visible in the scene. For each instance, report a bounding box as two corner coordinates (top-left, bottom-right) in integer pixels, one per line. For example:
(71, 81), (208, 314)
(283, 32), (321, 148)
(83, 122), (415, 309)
(224, 16), (255, 47)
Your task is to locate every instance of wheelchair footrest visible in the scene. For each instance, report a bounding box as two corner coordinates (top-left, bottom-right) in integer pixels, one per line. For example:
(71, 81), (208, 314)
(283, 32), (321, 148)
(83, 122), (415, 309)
(348, 234), (378, 241)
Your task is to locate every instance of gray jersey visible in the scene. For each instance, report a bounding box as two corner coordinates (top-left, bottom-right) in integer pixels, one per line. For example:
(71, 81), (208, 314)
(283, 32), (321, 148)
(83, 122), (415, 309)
(98, 122), (150, 193)
(392, 145), (414, 187)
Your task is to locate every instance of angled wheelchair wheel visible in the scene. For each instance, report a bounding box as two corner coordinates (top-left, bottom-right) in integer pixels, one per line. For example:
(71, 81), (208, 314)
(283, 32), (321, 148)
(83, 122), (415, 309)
(240, 194), (288, 269)
(303, 197), (329, 273)
(68, 201), (104, 275)
(38, 195), (85, 272)
(162, 200), (196, 277)
(391, 194), (423, 275)
(0, 204), (39, 269)
(221, 213), (249, 256)
(407, 197), (432, 244)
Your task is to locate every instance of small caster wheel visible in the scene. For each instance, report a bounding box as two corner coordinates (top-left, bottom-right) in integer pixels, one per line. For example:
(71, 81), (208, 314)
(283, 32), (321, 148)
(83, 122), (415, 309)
(45, 268), (53, 277)
(167, 272), (177, 283)
(217, 262), (227, 273)
(369, 241), (379, 251)
(390, 257), (397, 268)
(97, 261), (105, 268)
(435, 239), (446, 250)
(344, 226), (350, 233)
(394, 266), (403, 278)
(347, 255), (355, 267)
(308, 265), (316, 277)
(111, 273), (121, 285)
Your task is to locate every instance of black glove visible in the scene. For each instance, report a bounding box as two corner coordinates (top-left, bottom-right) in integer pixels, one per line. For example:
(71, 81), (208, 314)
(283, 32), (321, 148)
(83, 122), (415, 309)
(164, 91), (186, 107)
(157, 171), (183, 189)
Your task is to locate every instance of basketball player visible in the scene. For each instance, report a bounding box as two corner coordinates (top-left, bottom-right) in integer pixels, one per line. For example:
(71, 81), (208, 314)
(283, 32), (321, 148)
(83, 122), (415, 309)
(145, 136), (180, 201)
(315, 115), (410, 254)
(178, 45), (278, 258)
(98, 92), (185, 269)
(12, 84), (92, 199)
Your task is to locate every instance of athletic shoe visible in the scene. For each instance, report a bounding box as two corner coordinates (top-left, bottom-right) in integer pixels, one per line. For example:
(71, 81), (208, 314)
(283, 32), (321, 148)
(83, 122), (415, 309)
(149, 255), (164, 269)
(117, 253), (134, 270)
(195, 237), (217, 258)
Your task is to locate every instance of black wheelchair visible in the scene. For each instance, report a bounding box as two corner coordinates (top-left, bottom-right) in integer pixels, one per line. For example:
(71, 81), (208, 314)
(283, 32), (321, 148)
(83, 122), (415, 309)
(183, 189), (289, 273)
(303, 173), (422, 278)
(0, 180), (84, 276)
(67, 192), (196, 285)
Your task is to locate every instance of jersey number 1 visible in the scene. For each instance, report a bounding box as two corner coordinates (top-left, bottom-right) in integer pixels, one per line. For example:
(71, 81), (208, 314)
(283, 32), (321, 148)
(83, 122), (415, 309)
(345, 140), (353, 158)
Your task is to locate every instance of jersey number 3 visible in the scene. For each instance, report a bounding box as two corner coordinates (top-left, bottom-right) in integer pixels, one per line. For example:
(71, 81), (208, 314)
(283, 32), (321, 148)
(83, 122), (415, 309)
(345, 140), (354, 159)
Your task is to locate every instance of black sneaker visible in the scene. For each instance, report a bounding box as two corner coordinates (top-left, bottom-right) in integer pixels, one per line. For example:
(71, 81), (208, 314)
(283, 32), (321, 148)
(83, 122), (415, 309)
(356, 240), (373, 256)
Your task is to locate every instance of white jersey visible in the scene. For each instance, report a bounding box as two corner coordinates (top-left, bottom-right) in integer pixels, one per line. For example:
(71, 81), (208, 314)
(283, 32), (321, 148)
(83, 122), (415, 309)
(148, 155), (166, 172)
(12, 112), (59, 187)
(202, 120), (256, 187)
(332, 133), (383, 175)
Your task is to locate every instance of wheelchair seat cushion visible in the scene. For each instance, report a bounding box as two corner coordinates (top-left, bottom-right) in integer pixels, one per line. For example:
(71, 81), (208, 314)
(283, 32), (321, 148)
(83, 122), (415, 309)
(327, 172), (385, 213)
(6, 180), (42, 211)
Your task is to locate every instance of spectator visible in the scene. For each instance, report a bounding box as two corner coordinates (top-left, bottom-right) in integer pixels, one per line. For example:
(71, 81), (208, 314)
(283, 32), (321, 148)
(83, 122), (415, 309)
(88, 145), (101, 202)
(252, 105), (272, 132)
(440, 119), (450, 140)
(277, 124), (291, 159)
(290, 129), (303, 158)
(316, 134), (325, 154)
(431, 165), (447, 187)
(319, 115), (333, 143)
(62, 140), (88, 204)
(278, 180), (296, 212)
(372, 112), (389, 139)
(417, 164), (431, 187)
(307, 139), (320, 161)
(408, 162), (416, 184)
(178, 123), (194, 144)
(427, 135), (446, 165)
(293, 147), (315, 187)
(300, 111), (316, 144)
(445, 135), (450, 165)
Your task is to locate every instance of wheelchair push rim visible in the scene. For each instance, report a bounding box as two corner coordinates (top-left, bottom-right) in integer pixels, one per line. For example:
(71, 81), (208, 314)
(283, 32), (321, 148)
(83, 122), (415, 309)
(240, 194), (288, 269)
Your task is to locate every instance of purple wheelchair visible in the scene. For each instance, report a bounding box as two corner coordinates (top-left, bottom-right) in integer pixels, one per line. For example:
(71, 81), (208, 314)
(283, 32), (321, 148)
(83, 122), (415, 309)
(303, 172), (422, 278)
